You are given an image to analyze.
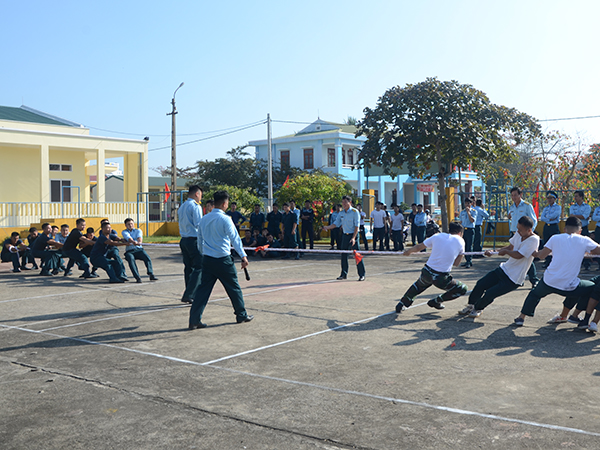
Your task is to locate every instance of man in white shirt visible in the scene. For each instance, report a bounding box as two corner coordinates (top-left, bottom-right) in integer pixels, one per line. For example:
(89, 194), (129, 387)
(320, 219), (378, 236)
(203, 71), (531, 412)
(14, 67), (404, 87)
(357, 204), (369, 250)
(459, 216), (539, 318)
(396, 222), (468, 313)
(370, 202), (387, 251)
(390, 203), (405, 251)
(514, 216), (600, 326)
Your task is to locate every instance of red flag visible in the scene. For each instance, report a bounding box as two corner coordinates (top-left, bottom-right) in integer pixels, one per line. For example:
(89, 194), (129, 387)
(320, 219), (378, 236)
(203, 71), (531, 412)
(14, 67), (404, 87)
(283, 175), (290, 187)
(353, 250), (363, 265)
(532, 183), (540, 217)
(164, 183), (171, 203)
(254, 244), (270, 254)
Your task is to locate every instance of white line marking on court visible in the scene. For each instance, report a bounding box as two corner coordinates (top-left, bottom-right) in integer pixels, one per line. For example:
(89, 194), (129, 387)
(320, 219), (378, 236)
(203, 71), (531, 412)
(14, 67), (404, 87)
(2, 322), (599, 438)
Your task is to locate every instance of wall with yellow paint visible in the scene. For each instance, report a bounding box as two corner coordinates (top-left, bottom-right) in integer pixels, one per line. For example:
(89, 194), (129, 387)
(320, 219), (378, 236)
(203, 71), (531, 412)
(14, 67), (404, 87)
(0, 145), (40, 202)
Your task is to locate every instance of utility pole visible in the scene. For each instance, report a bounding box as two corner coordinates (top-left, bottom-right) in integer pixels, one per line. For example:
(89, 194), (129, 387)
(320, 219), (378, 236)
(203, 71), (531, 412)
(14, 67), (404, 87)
(267, 113), (273, 211)
(167, 82), (184, 221)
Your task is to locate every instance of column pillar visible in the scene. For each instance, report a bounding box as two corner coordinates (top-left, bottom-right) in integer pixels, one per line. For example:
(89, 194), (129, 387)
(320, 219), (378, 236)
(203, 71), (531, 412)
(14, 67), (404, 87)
(378, 176), (384, 204)
(96, 146), (106, 203)
(40, 144), (50, 203)
(335, 138), (343, 173)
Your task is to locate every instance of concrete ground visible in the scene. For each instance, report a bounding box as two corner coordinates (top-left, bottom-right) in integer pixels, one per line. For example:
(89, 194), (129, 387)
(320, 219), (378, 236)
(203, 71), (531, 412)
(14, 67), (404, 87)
(1, 245), (599, 449)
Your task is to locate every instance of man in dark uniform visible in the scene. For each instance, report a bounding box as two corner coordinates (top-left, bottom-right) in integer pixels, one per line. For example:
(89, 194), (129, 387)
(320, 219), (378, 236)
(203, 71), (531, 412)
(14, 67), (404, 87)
(281, 202), (299, 260)
(30, 223), (62, 276)
(61, 218), (96, 278)
(266, 203), (283, 239)
(2, 232), (32, 272)
(300, 200), (315, 250)
(226, 202), (246, 233)
(249, 204), (266, 234)
(90, 222), (127, 283)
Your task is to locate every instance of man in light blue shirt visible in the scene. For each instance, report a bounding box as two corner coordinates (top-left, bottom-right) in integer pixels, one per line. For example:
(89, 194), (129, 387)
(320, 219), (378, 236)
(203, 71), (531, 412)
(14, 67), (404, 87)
(122, 218), (157, 283)
(508, 187), (539, 286)
(178, 185), (203, 303)
(540, 191), (561, 268)
(459, 198), (477, 268)
(323, 196), (366, 281)
(570, 190), (592, 270)
(413, 204), (428, 245)
(189, 190), (253, 329)
(473, 199), (489, 255)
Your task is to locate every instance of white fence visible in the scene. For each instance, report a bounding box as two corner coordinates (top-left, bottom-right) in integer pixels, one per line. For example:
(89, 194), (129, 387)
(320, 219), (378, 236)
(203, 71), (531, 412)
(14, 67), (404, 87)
(0, 202), (148, 228)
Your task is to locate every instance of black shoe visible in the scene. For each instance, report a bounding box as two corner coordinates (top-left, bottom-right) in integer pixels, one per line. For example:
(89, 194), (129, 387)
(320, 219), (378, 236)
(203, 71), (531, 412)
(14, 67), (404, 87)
(32, 265), (39, 270)
(236, 315), (254, 323)
(395, 302), (406, 313)
(20, 266), (31, 271)
(530, 280), (538, 289)
(63, 270), (73, 277)
(427, 298), (445, 310)
(336, 275), (347, 280)
(40, 271), (53, 276)
(119, 277), (128, 282)
(181, 298), (193, 304)
(358, 276), (365, 281)
(149, 274), (158, 281)
(52, 269), (59, 275)
(12, 268), (21, 273)
(80, 272), (94, 279)
(189, 322), (207, 330)
(135, 278), (142, 283)
(109, 279), (125, 284)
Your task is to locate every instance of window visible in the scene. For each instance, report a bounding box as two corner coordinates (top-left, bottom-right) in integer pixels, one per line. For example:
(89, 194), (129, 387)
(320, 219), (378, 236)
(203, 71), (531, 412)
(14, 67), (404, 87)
(50, 180), (72, 202)
(327, 148), (335, 167)
(347, 149), (354, 166)
(303, 148), (314, 170)
(342, 149), (346, 165)
(280, 150), (290, 168)
(49, 164), (72, 171)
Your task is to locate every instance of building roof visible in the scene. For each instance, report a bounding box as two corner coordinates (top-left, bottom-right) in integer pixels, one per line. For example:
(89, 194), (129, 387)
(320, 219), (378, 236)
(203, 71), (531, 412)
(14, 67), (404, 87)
(0, 105), (83, 127)
(295, 119), (357, 136)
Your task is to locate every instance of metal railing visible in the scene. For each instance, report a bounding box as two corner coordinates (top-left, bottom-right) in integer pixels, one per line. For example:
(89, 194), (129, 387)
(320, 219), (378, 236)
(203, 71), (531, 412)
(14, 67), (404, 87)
(0, 202), (148, 228)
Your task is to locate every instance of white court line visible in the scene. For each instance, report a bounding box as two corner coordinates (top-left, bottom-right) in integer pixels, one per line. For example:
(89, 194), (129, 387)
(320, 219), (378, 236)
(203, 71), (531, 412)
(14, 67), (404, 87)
(2, 323), (599, 438)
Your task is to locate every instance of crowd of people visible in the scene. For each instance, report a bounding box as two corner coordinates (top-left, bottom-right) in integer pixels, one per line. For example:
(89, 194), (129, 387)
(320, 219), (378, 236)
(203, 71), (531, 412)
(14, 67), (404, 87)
(1, 218), (158, 283)
(5, 184), (600, 331)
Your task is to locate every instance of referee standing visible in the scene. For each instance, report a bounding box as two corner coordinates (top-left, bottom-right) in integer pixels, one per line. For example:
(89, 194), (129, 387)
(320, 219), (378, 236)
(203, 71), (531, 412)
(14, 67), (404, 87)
(323, 195), (366, 281)
(189, 190), (253, 329)
(178, 185), (203, 303)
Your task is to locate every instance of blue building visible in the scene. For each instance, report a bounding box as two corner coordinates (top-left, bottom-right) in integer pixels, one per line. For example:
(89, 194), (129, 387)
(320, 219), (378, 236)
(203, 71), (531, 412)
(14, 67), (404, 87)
(249, 119), (485, 210)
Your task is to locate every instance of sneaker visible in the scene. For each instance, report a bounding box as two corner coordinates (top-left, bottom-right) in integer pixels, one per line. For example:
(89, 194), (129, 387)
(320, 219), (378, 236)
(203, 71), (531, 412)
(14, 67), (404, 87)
(468, 309), (483, 318)
(458, 305), (474, 316)
(513, 317), (524, 326)
(427, 298), (445, 310)
(567, 315), (581, 325)
(589, 322), (598, 333)
(530, 280), (538, 289)
(547, 314), (568, 324)
(395, 302), (406, 313)
(577, 321), (589, 330)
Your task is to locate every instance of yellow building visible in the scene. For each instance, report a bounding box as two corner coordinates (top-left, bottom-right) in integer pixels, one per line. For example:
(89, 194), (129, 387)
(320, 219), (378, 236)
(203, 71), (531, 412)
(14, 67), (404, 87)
(0, 106), (149, 230)
(0, 105), (148, 204)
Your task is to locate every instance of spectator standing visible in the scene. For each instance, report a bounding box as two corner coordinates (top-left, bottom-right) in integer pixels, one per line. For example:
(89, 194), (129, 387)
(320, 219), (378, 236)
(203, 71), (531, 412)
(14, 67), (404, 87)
(356, 204), (369, 250)
(289, 200), (302, 253)
(390, 204), (405, 251)
(540, 191), (562, 269)
(249, 204), (266, 234)
(267, 203), (283, 238)
(300, 200), (315, 250)
(459, 198), (477, 268)
(226, 202), (246, 233)
(281, 203), (300, 260)
(570, 190), (592, 270)
(408, 203), (418, 245)
(370, 202), (387, 251)
(329, 205), (341, 250)
(413, 204), (428, 246)
(473, 199), (489, 255)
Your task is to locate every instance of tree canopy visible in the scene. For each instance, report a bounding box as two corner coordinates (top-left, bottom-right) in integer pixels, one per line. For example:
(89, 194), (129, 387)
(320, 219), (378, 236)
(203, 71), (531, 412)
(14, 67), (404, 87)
(355, 77), (541, 231)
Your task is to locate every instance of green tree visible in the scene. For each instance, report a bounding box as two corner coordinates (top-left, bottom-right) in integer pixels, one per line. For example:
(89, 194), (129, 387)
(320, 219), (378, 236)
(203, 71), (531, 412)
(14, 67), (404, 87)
(356, 77), (541, 231)
(202, 184), (261, 217)
(275, 172), (352, 235)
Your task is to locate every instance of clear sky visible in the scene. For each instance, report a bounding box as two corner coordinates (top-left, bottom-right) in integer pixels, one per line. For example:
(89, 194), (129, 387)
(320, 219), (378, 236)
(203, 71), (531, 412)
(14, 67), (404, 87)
(2, 0), (599, 173)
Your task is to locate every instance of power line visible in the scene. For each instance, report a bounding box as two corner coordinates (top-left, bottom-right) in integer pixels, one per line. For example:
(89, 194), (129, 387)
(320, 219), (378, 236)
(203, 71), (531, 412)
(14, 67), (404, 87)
(272, 119), (317, 125)
(88, 119), (266, 138)
(538, 114), (600, 122)
(148, 120), (266, 152)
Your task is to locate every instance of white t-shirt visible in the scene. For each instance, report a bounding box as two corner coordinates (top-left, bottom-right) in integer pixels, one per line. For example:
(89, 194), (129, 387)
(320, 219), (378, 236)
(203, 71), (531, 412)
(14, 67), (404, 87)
(359, 211), (366, 226)
(500, 233), (540, 285)
(424, 233), (465, 273)
(371, 209), (387, 228)
(544, 233), (598, 291)
(391, 212), (404, 231)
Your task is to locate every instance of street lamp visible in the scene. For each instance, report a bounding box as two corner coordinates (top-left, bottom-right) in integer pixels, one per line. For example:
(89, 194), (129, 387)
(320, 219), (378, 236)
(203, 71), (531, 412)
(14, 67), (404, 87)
(167, 82), (184, 220)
